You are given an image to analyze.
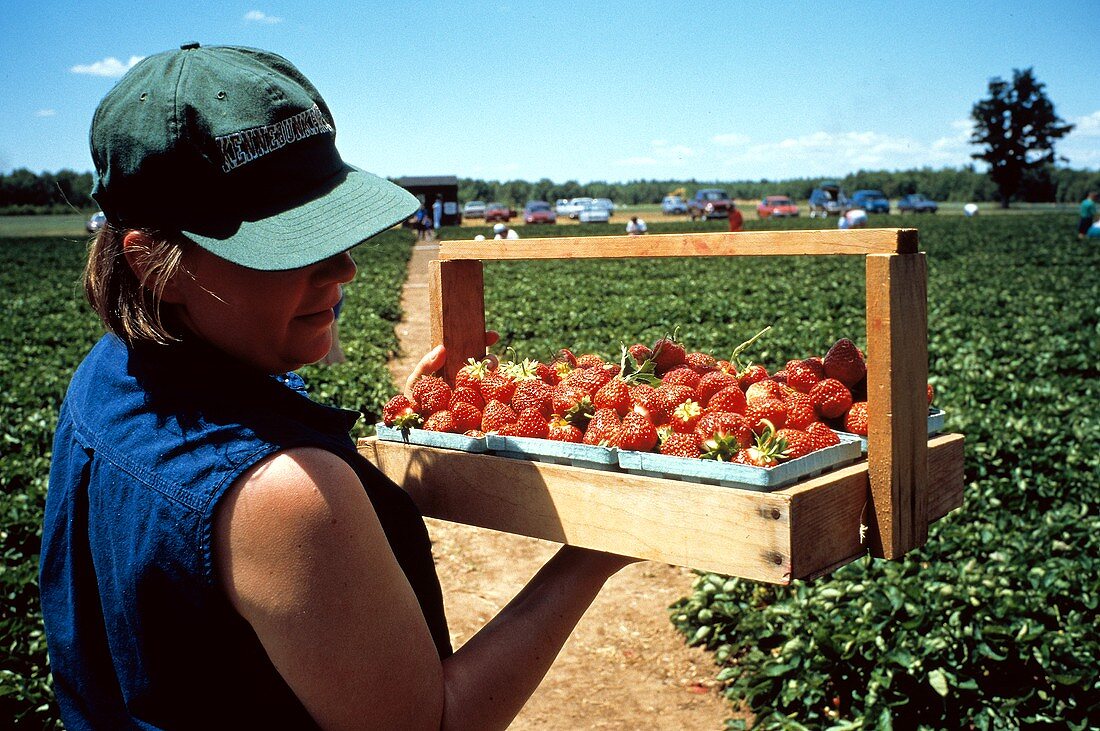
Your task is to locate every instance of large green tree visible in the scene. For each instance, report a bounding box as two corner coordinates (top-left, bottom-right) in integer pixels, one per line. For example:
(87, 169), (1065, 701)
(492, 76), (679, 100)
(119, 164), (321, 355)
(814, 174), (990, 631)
(970, 67), (1074, 208)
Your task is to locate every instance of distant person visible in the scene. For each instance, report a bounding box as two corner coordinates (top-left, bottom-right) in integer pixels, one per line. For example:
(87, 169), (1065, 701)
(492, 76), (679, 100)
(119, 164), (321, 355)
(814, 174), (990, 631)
(838, 208), (869, 230)
(432, 194), (443, 231)
(728, 205), (743, 232)
(493, 222), (519, 240)
(1078, 191), (1097, 240)
(626, 216), (647, 236)
(413, 205), (430, 241)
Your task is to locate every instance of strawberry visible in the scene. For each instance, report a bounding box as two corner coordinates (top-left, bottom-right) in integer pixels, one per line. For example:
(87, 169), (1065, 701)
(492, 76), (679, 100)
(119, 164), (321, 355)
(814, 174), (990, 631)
(551, 384), (595, 427)
(463, 429), (486, 438)
(511, 378), (554, 417)
(806, 421), (841, 450)
(454, 357), (493, 391)
(651, 335), (687, 374)
(670, 399), (703, 433)
(738, 364), (770, 391)
(698, 370), (739, 406)
(630, 383), (670, 425)
(745, 379), (786, 404)
(550, 348), (578, 369)
(450, 386), (485, 411)
(809, 378), (853, 420)
(844, 401), (869, 436)
(583, 408), (621, 446)
(927, 383), (935, 406)
(786, 359), (822, 394)
(658, 384), (697, 413)
(479, 370), (516, 404)
(548, 415), (583, 443)
(685, 351), (718, 374)
(823, 338), (867, 388)
(628, 343), (653, 363)
(617, 412), (659, 452)
(423, 410), (459, 433)
(771, 370), (788, 385)
(450, 402), (483, 432)
(512, 407), (550, 439)
(659, 431), (702, 459)
(382, 395), (421, 428)
(783, 392), (818, 430)
(737, 421), (787, 467)
(695, 411), (752, 448)
(576, 353), (607, 369)
(776, 428), (815, 459)
(745, 397), (788, 432)
(481, 399), (518, 433)
(411, 375), (452, 416)
(594, 376), (633, 416)
(530, 361), (559, 385)
(706, 385), (747, 415)
(662, 365), (702, 390)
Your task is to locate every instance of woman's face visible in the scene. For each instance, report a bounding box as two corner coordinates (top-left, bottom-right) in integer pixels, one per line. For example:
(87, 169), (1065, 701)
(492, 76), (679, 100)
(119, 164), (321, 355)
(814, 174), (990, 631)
(169, 246), (356, 373)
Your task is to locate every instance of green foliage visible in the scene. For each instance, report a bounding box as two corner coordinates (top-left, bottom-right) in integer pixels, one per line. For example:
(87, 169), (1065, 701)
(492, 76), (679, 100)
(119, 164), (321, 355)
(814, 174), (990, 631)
(0, 229), (413, 726)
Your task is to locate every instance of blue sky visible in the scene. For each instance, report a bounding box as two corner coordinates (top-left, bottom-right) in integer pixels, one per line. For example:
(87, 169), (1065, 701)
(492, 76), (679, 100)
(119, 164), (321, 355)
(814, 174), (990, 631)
(2, 0), (1097, 184)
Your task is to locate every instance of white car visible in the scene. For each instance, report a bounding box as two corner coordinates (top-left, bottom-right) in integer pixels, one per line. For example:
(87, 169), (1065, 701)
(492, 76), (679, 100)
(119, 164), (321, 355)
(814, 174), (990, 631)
(554, 198), (572, 216)
(576, 201), (610, 224)
(564, 197), (593, 219)
(591, 198), (615, 217)
(462, 201), (486, 219)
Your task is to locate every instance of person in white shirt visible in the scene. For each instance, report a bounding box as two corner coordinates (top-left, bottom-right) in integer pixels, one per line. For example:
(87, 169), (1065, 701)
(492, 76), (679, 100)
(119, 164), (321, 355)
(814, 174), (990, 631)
(493, 222), (520, 240)
(626, 216), (647, 236)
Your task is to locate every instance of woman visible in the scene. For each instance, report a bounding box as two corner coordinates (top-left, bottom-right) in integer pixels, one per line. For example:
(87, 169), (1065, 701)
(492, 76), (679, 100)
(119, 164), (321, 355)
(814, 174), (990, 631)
(39, 44), (631, 730)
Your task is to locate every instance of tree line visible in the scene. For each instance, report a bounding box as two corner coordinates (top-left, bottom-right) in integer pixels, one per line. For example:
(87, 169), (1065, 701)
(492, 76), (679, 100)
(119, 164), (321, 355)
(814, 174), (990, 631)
(4, 164), (1097, 216)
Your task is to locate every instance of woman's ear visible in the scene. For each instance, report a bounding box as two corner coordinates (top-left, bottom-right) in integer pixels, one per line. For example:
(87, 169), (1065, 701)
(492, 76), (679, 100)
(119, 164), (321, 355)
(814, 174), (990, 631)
(122, 231), (185, 304)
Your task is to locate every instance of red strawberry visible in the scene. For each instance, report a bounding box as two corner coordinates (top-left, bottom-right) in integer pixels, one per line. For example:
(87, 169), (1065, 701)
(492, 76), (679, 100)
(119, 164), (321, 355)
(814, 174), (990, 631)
(583, 408), (621, 446)
(771, 370), (788, 385)
(530, 361), (559, 385)
(454, 357), (493, 391)
(809, 378), (853, 420)
(738, 364), (770, 391)
(695, 411), (752, 448)
(737, 422), (787, 467)
(513, 407), (550, 439)
(823, 338), (867, 388)
(548, 415), (583, 443)
(481, 399), (518, 433)
(706, 385), (747, 415)
(550, 348), (578, 369)
(698, 370), (739, 406)
(411, 375), (452, 416)
(451, 402), (483, 433)
(651, 335), (687, 374)
(776, 428), (815, 459)
(423, 410), (459, 433)
(661, 366), (702, 392)
(617, 412), (659, 452)
(479, 371), (516, 404)
(658, 384), (697, 413)
(594, 376), (633, 416)
(783, 392), (818, 430)
(745, 379), (786, 404)
(511, 378), (554, 417)
(670, 399), (703, 433)
(551, 384), (594, 426)
(630, 383), (670, 425)
(627, 343), (653, 363)
(806, 421), (841, 450)
(844, 401), (869, 436)
(745, 398), (788, 432)
(382, 395), (421, 428)
(786, 359), (822, 394)
(927, 383), (935, 406)
(450, 386), (485, 411)
(685, 351), (718, 374)
(576, 353), (607, 369)
(659, 431), (702, 458)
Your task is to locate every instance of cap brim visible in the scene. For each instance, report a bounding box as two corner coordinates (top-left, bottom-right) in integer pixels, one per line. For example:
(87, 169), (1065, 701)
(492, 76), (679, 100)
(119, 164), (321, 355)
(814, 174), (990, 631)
(181, 164), (419, 271)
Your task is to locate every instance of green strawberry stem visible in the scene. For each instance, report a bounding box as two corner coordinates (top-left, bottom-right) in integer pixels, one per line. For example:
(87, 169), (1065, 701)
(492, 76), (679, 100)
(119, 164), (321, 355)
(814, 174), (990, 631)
(729, 325), (773, 374)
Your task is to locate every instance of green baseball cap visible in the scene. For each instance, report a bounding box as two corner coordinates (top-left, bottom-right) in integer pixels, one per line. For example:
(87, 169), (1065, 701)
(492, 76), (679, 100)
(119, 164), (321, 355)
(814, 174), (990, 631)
(90, 43), (418, 271)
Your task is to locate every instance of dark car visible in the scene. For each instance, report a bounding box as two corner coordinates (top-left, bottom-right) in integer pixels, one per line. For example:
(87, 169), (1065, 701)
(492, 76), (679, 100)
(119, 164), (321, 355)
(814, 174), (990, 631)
(523, 200), (557, 225)
(85, 211), (107, 233)
(897, 193), (938, 213)
(688, 189), (733, 220)
(484, 202), (511, 222)
(850, 190), (890, 214)
(808, 183), (849, 218)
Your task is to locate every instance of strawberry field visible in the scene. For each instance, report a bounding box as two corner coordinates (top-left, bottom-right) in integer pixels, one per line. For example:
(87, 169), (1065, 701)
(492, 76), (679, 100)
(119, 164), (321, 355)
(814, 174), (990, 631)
(2, 214), (1098, 728)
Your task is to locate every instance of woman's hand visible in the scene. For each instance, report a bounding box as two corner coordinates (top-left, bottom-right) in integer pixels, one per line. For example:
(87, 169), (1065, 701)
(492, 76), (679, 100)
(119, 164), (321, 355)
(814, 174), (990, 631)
(403, 331), (500, 399)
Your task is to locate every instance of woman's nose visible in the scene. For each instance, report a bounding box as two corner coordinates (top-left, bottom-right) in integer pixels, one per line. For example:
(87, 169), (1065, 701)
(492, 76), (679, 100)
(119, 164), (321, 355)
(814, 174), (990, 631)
(313, 251), (356, 285)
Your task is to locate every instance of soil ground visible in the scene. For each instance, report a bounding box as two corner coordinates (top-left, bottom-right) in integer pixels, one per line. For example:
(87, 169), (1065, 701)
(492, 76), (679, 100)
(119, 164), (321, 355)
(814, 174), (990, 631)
(386, 241), (737, 730)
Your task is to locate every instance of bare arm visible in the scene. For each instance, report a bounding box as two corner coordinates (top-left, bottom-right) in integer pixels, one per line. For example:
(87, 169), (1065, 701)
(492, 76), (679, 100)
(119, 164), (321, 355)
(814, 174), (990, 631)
(214, 448), (630, 731)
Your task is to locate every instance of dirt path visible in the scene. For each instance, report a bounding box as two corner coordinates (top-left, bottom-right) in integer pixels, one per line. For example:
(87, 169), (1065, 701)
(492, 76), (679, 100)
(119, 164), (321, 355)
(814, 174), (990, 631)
(387, 242), (734, 730)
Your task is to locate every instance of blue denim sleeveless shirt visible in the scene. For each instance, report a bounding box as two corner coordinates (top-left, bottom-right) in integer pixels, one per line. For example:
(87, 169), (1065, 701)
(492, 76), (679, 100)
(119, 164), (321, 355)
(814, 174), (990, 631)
(40, 334), (451, 729)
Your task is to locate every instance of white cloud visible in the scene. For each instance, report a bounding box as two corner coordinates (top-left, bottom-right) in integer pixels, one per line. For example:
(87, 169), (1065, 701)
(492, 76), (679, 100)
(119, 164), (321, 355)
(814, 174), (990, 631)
(712, 133), (751, 147)
(35, 109), (56, 118)
(244, 10), (283, 24)
(71, 55), (144, 77)
(1069, 110), (1100, 137)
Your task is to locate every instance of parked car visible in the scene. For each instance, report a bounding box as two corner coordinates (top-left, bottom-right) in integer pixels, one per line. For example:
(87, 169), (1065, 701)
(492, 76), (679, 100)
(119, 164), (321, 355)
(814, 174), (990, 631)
(554, 198), (572, 216)
(484, 202), (511, 222)
(808, 182), (849, 218)
(756, 195), (799, 219)
(897, 193), (938, 213)
(662, 195), (688, 214)
(564, 197), (593, 219)
(462, 201), (486, 219)
(591, 198), (615, 217)
(85, 211), (107, 233)
(523, 200), (557, 225)
(850, 190), (890, 214)
(688, 189), (733, 220)
(576, 200), (610, 224)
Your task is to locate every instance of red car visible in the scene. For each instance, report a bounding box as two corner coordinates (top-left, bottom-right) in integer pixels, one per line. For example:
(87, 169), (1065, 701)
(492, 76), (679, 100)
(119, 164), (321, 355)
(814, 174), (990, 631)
(484, 202), (511, 223)
(523, 201), (557, 224)
(757, 195), (800, 219)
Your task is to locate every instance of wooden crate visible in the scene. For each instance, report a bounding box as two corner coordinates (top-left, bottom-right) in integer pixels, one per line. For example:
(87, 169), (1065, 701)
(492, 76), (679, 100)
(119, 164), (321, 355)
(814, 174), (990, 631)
(357, 228), (966, 583)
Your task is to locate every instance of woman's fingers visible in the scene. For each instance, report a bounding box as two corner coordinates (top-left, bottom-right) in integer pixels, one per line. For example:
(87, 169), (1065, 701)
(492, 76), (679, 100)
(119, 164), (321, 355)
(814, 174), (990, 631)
(403, 332), (501, 398)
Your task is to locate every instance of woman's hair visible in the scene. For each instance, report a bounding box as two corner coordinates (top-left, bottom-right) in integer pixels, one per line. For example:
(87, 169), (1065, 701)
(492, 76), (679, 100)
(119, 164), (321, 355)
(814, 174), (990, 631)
(84, 225), (189, 345)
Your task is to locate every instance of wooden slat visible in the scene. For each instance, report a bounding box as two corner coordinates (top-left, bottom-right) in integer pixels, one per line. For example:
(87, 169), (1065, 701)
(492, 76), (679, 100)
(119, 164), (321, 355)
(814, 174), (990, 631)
(439, 228), (918, 261)
(357, 434), (965, 584)
(927, 433), (966, 521)
(429, 259), (487, 386)
(865, 253), (929, 559)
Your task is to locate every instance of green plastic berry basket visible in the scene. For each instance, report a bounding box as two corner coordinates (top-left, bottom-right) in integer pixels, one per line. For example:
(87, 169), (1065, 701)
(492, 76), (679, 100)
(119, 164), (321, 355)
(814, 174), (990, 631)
(616, 432), (864, 492)
(843, 408), (946, 454)
(375, 424), (488, 453)
(485, 434), (619, 471)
